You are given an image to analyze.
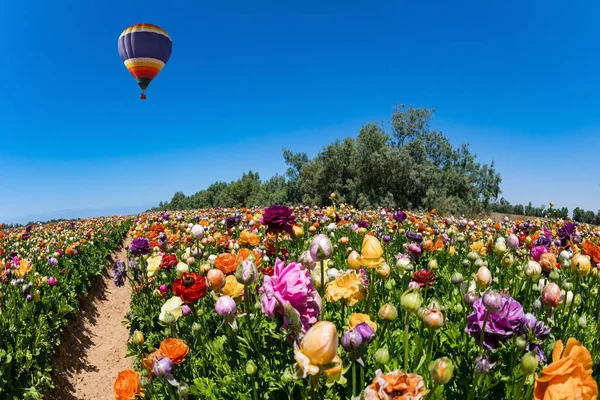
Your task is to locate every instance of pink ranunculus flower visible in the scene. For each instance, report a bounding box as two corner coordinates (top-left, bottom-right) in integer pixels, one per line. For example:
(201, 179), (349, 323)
(531, 245), (548, 262)
(260, 259), (321, 333)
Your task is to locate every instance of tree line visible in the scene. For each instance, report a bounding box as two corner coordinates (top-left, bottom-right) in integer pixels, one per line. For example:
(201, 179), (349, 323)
(155, 105), (503, 216)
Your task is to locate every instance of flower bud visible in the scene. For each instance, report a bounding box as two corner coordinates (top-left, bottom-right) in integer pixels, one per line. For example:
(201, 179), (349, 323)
(235, 260), (258, 285)
(132, 330), (145, 346)
(192, 322), (202, 334)
(532, 298), (542, 311)
(548, 269), (560, 282)
(515, 336), (527, 350)
(207, 269), (226, 292)
(310, 234), (333, 261)
(374, 345), (390, 365)
(521, 352), (538, 375)
(463, 291), (479, 307)
(578, 314), (587, 329)
(153, 355), (173, 378)
(474, 354), (496, 374)
(342, 329), (363, 351)
(473, 258), (485, 268)
(283, 302), (303, 335)
(541, 282), (562, 307)
(400, 290), (422, 314)
(191, 225), (204, 239)
(376, 262), (390, 279)
(507, 234), (519, 250)
(408, 281), (421, 290)
(430, 357), (454, 385)
(428, 259), (438, 270)
(475, 266), (492, 287)
(423, 309), (445, 330)
(355, 322), (375, 343)
(347, 250), (362, 270)
(178, 382), (190, 398)
(501, 253), (514, 267)
(378, 304), (398, 321)
(450, 271), (463, 285)
(467, 251), (480, 262)
(246, 360), (257, 376)
(454, 303), (463, 314)
(524, 261), (542, 279)
(482, 290), (504, 313)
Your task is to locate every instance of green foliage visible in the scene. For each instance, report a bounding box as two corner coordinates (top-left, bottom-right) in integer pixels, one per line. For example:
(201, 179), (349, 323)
(0, 219), (131, 398)
(155, 105), (503, 216)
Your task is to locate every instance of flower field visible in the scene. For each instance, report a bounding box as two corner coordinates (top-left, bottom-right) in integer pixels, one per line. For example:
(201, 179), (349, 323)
(0, 217), (131, 399)
(111, 203), (600, 400)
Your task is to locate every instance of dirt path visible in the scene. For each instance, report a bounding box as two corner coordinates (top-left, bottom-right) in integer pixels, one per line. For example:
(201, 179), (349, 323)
(49, 236), (134, 400)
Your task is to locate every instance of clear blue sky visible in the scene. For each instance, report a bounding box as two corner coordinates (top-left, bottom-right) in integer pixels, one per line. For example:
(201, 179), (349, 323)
(1, 0), (599, 222)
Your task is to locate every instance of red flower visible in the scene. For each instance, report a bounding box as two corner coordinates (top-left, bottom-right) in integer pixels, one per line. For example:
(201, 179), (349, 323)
(160, 254), (179, 269)
(260, 266), (274, 276)
(412, 269), (435, 288)
(173, 273), (206, 304)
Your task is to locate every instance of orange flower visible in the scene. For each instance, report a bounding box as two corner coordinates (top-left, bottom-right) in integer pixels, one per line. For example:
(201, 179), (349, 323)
(114, 369), (143, 400)
(238, 248), (262, 267)
(159, 338), (189, 365)
(539, 252), (557, 273)
(238, 230), (260, 247)
(364, 369), (426, 400)
(534, 338), (598, 400)
(582, 240), (600, 264)
(214, 253), (242, 275)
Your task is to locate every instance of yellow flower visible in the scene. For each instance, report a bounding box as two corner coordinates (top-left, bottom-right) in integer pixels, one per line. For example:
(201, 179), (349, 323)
(294, 321), (338, 377)
(360, 235), (384, 268)
(146, 255), (161, 277)
(15, 260), (32, 278)
(159, 296), (183, 323)
(349, 313), (377, 333)
(470, 241), (487, 256)
(292, 225), (304, 240)
(326, 270), (367, 306)
(347, 250), (362, 270)
(571, 254), (591, 276)
(222, 275), (244, 299)
(323, 206), (336, 217)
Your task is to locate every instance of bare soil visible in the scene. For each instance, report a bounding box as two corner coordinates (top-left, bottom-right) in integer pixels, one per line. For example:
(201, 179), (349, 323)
(49, 236), (133, 400)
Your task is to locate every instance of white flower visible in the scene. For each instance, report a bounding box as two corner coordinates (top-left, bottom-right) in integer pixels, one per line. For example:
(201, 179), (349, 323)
(159, 296), (183, 324)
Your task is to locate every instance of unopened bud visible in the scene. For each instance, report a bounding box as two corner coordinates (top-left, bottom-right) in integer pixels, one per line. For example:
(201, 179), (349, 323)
(246, 360), (257, 376)
(378, 304), (398, 321)
(400, 290), (422, 314)
(578, 314), (587, 329)
(132, 330), (144, 346)
(429, 357), (454, 385)
(521, 352), (538, 375)
(451, 271), (464, 285)
(375, 345), (390, 365)
(515, 336), (527, 350)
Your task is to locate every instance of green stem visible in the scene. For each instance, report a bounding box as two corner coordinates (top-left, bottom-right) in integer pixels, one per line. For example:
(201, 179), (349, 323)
(352, 359), (357, 396)
(376, 320), (389, 347)
(425, 331), (435, 373)
(320, 260), (326, 320)
(467, 373), (480, 400)
(513, 374), (526, 400)
(563, 275), (580, 336)
(365, 268), (375, 313)
(275, 232), (279, 260)
(310, 375), (316, 400)
(341, 299), (346, 328)
(425, 383), (439, 400)
(404, 311), (410, 371)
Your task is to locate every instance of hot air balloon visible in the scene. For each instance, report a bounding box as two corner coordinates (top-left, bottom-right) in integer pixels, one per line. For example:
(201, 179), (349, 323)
(118, 24), (172, 100)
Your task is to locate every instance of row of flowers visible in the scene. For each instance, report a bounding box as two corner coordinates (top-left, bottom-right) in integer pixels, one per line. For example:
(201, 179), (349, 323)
(113, 203), (600, 399)
(0, 216), (131, 398)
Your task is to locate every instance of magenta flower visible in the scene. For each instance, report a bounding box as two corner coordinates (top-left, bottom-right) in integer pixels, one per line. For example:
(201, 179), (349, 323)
(260, 259), (321, 333)
(531, 245), (548, 262)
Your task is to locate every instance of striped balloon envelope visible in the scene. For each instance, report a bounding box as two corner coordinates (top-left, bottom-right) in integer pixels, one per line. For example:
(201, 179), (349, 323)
(118, 24), (172, 100)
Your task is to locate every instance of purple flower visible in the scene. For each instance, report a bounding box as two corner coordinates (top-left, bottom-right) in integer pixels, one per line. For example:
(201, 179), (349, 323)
(260, 259), (321, 333)
(474, 354), (496, 374)
(357, 220), (369, 229)
(161, 212), (170, 221)
(518, 313), (551, 362)
(153, 356), (173, 377)
(112, 260), (126, 287)
(261, 205), (296, 235)
(534, 235), (552, 248)
(392, 210), (407, 223)
(129, 237), (150, 256)
(466, 294), (524, 350)
(342, 329), (363, 351)
(225, 216), (239, 229)
(354, 322), (375, 343)
(48, 256), (58, 266)
(405, 231), (423, 244)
